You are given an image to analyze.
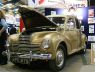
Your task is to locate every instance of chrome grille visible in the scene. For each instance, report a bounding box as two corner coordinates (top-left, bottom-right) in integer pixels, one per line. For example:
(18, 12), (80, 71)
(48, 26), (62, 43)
(18, 44), (40, 48)
(19, 35), (30, 44)
(18, 35), (40, 52)
(10, 35), (40, 53)
(9, 44), (18, 52)
(18, 44), (40, 52)
(10, 44), (40, 53)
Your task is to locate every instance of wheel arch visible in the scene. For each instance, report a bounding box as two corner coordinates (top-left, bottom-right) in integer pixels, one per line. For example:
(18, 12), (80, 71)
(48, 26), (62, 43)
(58, 41), (68, 56)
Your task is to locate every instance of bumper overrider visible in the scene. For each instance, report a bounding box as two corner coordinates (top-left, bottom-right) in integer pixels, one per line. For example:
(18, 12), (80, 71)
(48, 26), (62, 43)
(10, 51), (52, 64)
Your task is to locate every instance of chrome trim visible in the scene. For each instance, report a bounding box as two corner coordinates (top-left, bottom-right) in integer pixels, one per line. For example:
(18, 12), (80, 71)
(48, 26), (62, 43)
(19, 35), (30, 44)
(10, 52), (52, 60)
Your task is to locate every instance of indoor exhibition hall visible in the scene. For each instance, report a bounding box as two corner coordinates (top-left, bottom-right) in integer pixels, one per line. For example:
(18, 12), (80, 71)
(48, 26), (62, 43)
(0, 0), (94, 72)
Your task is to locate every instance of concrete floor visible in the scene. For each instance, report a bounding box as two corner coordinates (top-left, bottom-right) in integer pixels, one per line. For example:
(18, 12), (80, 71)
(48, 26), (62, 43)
(61, 49), (91, 72)
(0, 49), (91, 72)
(80, 50), (95, 72)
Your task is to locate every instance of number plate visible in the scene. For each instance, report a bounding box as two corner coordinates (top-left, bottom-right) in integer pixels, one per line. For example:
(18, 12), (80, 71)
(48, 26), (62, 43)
(12, 58), (30, 64)
(18, 58), (30, 64)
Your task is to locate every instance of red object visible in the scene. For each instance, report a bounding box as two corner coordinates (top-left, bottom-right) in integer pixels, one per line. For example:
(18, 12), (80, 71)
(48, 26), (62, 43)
(20, 17), (24, 32)
(39, 0), (44, 4)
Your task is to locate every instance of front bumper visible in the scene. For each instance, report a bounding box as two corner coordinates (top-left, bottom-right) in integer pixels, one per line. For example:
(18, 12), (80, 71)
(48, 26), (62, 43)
(10, 51), (52, 64)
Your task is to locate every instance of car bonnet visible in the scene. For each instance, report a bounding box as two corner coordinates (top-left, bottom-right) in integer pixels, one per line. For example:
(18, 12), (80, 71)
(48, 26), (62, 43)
(18, 6), (57, 30)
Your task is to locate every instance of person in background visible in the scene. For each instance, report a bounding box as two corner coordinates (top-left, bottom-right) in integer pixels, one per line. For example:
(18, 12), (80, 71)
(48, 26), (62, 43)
(5, 10), (16, 25)
(0, 10), (8, 65)
(9, 24), (17, 35)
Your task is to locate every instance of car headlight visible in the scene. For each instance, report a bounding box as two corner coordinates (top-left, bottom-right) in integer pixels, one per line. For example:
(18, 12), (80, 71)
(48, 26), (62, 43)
(41, 39), (51, 49)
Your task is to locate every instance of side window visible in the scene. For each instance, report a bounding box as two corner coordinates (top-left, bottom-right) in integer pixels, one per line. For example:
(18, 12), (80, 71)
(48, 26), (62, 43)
(67, 18), (75, 29)
(75, 18), (80, 29)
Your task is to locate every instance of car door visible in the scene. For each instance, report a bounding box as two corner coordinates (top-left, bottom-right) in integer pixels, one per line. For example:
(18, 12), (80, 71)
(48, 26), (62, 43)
(75, 18), (82, 48)
(65, 17), (78, 52)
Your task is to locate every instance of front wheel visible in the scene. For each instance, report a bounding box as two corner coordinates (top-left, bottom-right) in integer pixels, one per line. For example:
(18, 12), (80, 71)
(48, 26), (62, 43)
(49, 45), (66, 72)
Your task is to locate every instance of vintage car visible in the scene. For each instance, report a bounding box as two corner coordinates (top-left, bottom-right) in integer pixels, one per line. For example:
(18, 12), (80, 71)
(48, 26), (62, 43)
(8, 6), (87, 72)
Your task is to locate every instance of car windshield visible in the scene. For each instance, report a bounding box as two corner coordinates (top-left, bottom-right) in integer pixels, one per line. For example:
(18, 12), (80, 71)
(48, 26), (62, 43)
(47, 17), (65, 26)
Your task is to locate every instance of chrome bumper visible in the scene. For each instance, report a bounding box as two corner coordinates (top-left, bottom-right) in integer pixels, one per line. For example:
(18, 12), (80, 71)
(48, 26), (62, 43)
(10, 51), (52, 64)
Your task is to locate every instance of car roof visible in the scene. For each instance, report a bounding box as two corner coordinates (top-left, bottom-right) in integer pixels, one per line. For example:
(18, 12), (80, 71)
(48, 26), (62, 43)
(46, 15), (76, 18)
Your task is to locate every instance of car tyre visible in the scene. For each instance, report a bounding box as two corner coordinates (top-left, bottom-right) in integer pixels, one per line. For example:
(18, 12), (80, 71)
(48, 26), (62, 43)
(49, 45), (66, 72)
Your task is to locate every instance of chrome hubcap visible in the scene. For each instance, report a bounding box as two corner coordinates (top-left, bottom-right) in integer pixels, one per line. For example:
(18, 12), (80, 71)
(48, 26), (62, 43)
(56, 49), (64, 67)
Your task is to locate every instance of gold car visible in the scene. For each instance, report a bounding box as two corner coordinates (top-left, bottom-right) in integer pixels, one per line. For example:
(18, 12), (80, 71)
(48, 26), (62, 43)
(8, 6), (87, 72)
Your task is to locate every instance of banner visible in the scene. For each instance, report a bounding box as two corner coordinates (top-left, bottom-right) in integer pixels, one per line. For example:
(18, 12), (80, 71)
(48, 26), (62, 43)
(28, 0), (87, 8)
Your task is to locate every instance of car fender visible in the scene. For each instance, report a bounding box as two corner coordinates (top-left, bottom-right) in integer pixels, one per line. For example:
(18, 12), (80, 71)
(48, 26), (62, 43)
(44, 32), (71, 59)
